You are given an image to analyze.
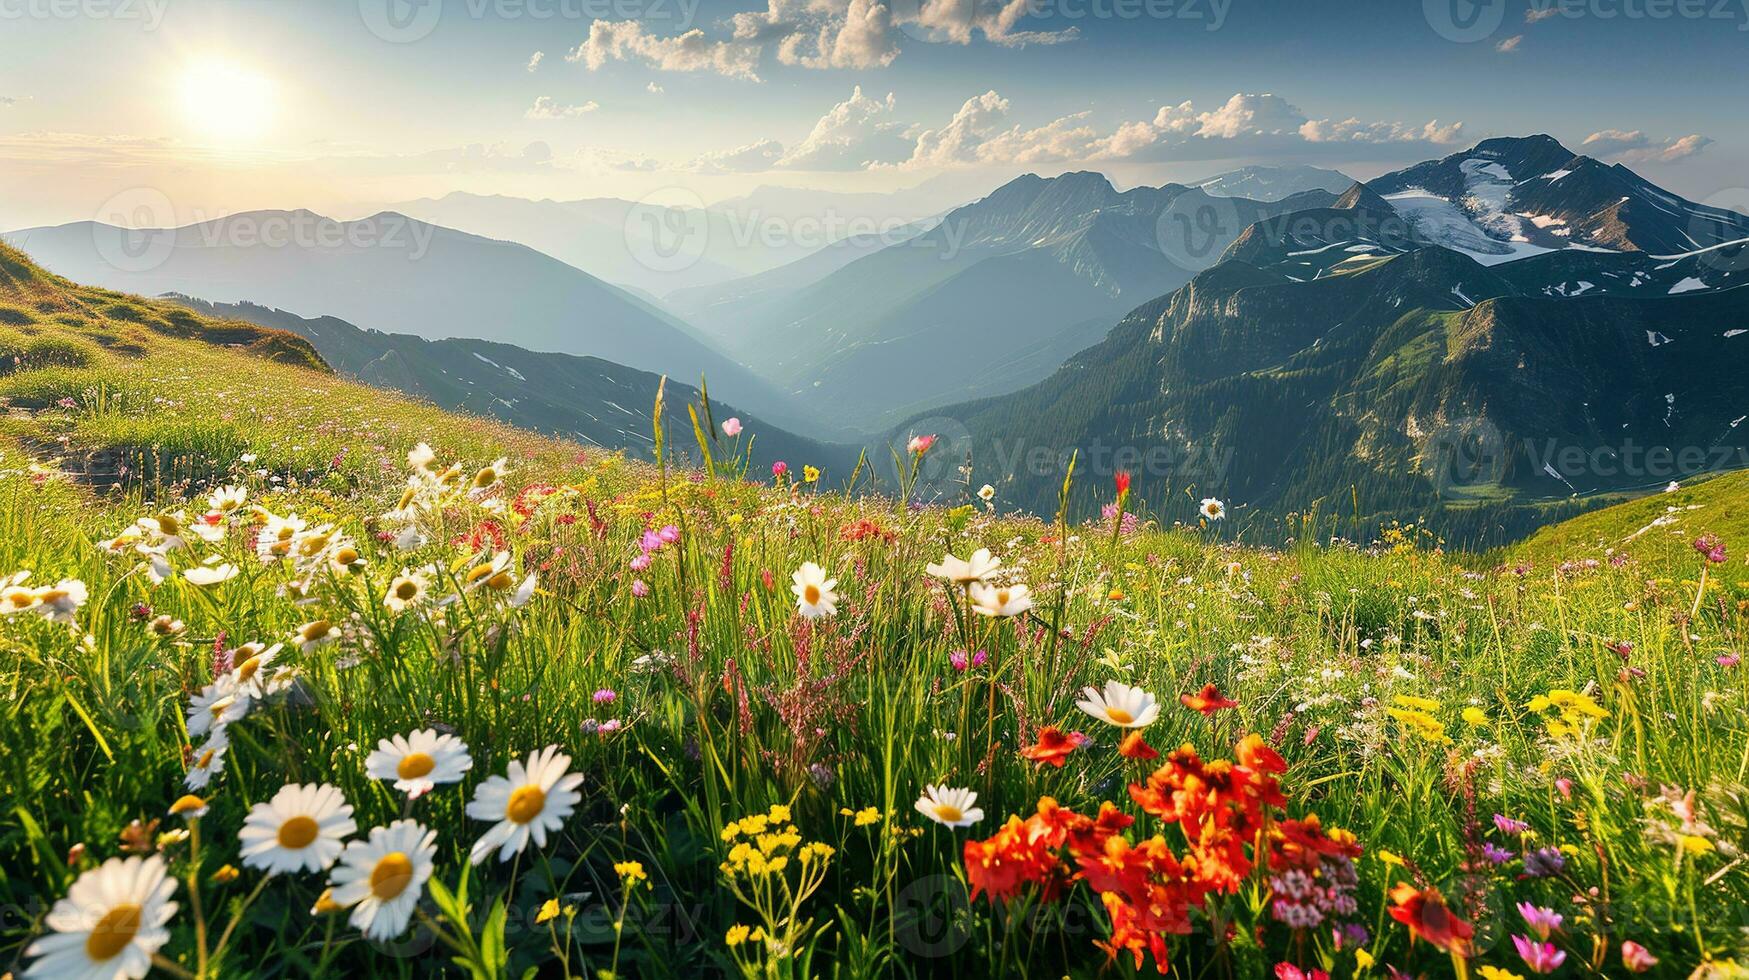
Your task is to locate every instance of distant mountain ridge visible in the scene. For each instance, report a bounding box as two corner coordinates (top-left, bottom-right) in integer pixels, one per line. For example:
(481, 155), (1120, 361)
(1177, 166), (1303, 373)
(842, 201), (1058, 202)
(1190, 165), (1356, 201)
(167, 296), (852, 473)
(903, 137), (1749, 543)
(2, 210), (817, 436)
(699, 171), (1338, 432)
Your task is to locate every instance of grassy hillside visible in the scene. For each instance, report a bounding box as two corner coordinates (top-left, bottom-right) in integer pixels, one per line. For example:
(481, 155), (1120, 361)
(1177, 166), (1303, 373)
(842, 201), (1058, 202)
(1, 247), (1746, 979)
(167, 297), (857, 478)
(1515, 468), (1749, 570)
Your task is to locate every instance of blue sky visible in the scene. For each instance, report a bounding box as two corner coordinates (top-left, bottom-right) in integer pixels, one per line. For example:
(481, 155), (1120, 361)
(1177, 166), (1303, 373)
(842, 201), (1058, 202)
(0, 0), (1742, 227)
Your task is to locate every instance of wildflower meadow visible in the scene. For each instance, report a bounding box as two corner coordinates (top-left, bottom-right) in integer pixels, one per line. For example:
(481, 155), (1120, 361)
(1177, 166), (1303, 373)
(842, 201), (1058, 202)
(1, 259), (1746, 978)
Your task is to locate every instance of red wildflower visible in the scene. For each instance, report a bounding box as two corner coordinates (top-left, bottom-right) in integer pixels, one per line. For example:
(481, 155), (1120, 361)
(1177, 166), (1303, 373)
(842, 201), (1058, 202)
(1180, 683), (1239, 715)
(840, 518), (895, 543)
(1113, 470), (1132, 496)
(1019, 726), (1086, 767)
(1118, 731), (1159, 760)
(1388, 883), (1474, 955)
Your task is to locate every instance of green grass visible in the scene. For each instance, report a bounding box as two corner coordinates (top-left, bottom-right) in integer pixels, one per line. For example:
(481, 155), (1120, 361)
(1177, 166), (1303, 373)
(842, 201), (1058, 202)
(0, 247), (1746, 979)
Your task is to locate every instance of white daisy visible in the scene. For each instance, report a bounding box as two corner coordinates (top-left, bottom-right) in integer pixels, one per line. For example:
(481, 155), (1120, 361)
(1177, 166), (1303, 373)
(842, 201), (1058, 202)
(977, 484), (996, 502)
(365, 729), (473, 799)
(407, 442), (437, 472)
(0, 570), (38, 615)
(184, 731), (230, 791)
(1074, 680), (1161, 729)
(186, 675), (249, 738)
(327, 820), (437, 942)
(183, 562), (239, 587)
(969, 582), (1032, 618)
(135, 512), (192, 551)
(293, 619), (341, 653)
(913, 785), (984, 828)
(33, 580), (88, 625)
(471, 458), (509, 491)
(255, 513), (307, 562)
(326, 540), (367, 576)
(207, 485), (247, 515)
(790, 562), (839, 619)
(464, 745), (583, 865)
(228, 643), (283, 700)
(1199, 497), (1226, 521)
(462, 552), (515, 593)
(925, 548), (1001, 586)
(238, 783), (357, 875)
(384, 566), (433, 613)
(23, 854), (178, 980)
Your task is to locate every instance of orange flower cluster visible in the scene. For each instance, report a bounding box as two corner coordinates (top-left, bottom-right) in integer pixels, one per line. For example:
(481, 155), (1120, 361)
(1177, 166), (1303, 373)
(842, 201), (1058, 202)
(964, 733), (1360, 974)
(964, 798), (1133, 904)
(1128, 734), (1287, 893)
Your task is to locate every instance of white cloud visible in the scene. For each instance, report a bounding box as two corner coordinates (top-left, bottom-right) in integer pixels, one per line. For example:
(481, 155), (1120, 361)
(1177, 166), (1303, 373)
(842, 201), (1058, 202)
(777, 86), (910, 170)
(646, 82), (664, 95)
(1496, 34), (1523, 52)
(1525, 5), (1561, 21)
(689, 138), (785, 174)
(1299, 117), (1465, 145)
(1081, 93), (1464, 165)
(1190, 93), (1305, 139)
(568, 20), (763, 81)
(525, 96), (598, 120)
(897, 90), (1096, 169)
(1583, 129), (1713, 164)
(526, 51), (544, 72)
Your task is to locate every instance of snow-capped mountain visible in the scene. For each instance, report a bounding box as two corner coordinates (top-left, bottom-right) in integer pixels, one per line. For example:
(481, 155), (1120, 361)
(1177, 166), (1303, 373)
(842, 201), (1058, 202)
(1190, 165), (1356, 202)
(1366, 135), (1749, 262)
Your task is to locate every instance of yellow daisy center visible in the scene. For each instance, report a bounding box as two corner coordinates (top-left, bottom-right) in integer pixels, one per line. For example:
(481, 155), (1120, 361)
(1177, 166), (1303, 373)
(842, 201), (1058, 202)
(277, 815), (321, 850)
(394, 580), (419, 600)
(473, 467), (497, 487)
(933, 804), (964, 823)
(1105, 707), (1134, 724)
(486, 572), (514, 591)
(85, 903), (142, 962)
(803, 584), (821, 604)
(995, 590), (1011, 605)
(37, 589), (68, 605)
(506, 785), (547, 824)
(301, 620), (332, 642)
(464, 564), (496, 586)
(196, 748), (216, 768)
(156, 514), (182, 535)
(334, 548), (359, 567)
(370, 852), (415, 900)
(235, 656), (262, 683)
(397, 752), (437, 780)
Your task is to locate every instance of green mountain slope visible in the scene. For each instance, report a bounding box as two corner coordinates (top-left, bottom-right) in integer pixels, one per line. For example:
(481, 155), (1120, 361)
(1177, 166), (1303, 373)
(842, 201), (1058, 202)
(169, 297), (854, 474)
(913, 246), (1749, 547)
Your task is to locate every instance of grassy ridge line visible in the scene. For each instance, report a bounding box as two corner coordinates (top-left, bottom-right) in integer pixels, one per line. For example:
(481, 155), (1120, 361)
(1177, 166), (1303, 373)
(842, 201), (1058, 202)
(1514, 469), (1749, 571)
(0, 243), (625, 500)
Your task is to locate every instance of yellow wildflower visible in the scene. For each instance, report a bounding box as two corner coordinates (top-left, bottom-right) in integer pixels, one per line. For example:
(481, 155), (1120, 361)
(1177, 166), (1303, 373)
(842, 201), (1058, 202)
(1462, 706), (1490, 727)
(1393, 694), (1441, 712)
(537, 899), (561, 924)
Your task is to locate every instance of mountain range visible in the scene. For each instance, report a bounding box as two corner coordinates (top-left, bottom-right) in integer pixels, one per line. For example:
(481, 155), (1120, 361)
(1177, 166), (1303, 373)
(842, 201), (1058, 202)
(903, 136), (1749, 544)
(689, 172), (1341, 432)
(167, 296), (851, 474)
(1, 211), (814, 434)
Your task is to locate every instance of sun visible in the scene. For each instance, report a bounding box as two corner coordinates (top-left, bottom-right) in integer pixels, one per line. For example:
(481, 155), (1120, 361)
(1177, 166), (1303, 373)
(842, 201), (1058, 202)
(179, 59), (276, 142)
